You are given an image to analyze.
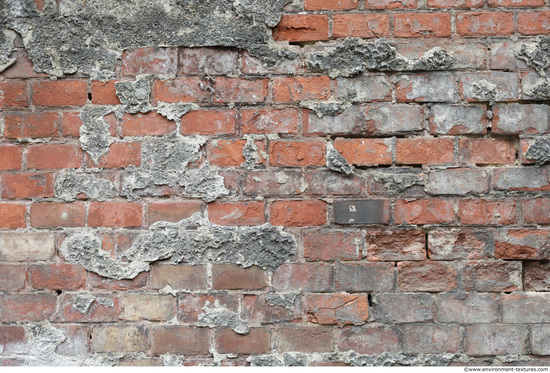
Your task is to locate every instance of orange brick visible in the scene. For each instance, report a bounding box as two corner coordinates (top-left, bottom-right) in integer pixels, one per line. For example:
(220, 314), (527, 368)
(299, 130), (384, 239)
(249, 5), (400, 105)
(304, 229), (361, 261)
(366, 0), (416, 8)
(32, 80), (88, 106)
(29, 263), (86, 290)
(489, 0), (544, 6)
(524, 198), (550, 224)
(272, 76), (330, 102)
(88, 202), (143, 227)
(269, 140), (325, 166)
(147, 201), (203, 225)
(91, 80), (121, 105)
(88, 143), (141, 168)
(270, 200), (327, 226)
(30, 203), (86, 228)
(459, 138), (515, 165)
(273, 15), (329, 42)
(519, 11), (550, 35)
(334, 138), (392, 165)
(1, 173), (54, 199)
(207, 140), (246, 166)
(0, 204), (26, 228)
(27, 144), (82, 169)
(306, 294), (368, 325)
(457, 12), (515, 36)
(0, 82), (29, 108)
(427, 0), (483, 7)
(305, 0), (358, 9)
(122, 112), (176, 136)
(394, 13), (451, 37)
(241, 108), (300, 134)
(459, 199), (517, 225)
(396, 138), (454, 165)
(0, 294), (57, 322)
(212, 264), (267, 289)
(0, 145), (22, 170)
(181, 109), (237, 135)
(333, 14), (390, 38)
(208, 201), (265, 226)
(61, 112), (83, 137)
(4, 112), (58, 139)
(396, 199), (455, 224)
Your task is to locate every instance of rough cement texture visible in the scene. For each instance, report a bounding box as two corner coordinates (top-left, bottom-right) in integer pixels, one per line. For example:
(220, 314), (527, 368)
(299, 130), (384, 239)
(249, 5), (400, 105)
(79, 105), (115, 163)
(55, 170), (117, 202)
(265, 293), (298, 311)
(516, 37), (550, 98)
(196, 301), (250, 334)
(326, 142), (355, 176)
(72, 294), (114, 315)
(61, 213), (297, 279)
(115, 75), (152, 114)
(1, 0), (297, 79)
(525, 137), (550, 165)
(300, 100), (352, 118)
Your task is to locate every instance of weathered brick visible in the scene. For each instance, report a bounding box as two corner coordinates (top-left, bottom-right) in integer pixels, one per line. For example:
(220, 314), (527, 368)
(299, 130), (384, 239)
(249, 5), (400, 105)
(213, 78), (268, 103)
(53, 324), (89, 356)
(464, 260), (522, 292)
(278, 325), (333, 353)
(151, 326), (209, 355)
(491, 42), (528, 71)
(367, 168), (425, 196)
(396, 138), (454, 165)
(153, 78), (209, 104)
(270, 200), (326, 226)
(396, 198), (455, 225)
(212, 264), (267, 290)
(57, 293), (120, 322)
(372, 293), (433, 323)
(394, 13), (451, 37)
(457, 12), (515, 36)
(242, 51), (302, 75)
(303, 229), (361, 261)
(495, 229), (550, 260)
(30, 203), (86, 227)
(428, 0), (483, 7)
(273, 15), (329, 42)
(0, 145), (22, 171)
(0, 82), (29, 108)
(217, 328), (271, 354)
(29, 263), (86, 290)
(428, 229), (494, 260)
(430, 105), (487, 135)
(181, 109), (237, 135)
(304, 170), (363, 196)
(503, 293), (550, 323)
(4, 112), (58, 139)
(531, 326), (550, 355)
(147, 201), (203, 225)
(208, 201), (264, 226)
(305, 0), (358, 10)
(2, 50), (45, 79)
(91, 80), (121, 105)
(524, 198), (550, 224)
(458, 138), (515, 165)
(0, 233), (55, 261)
(427, 168), (490, 196)
(91, 326), (147, 353)
(122, 47), (178, 75)
(306, 294), (368, 325)
(241, 108), (299, 134)
(0, 326), (27, 354)
(0, 204), (26, 229)
(122, 111), (176, 136)
(366, 230), (426, 261)
(151, 264), (206, 291)
(518, 11), (550, 35)
(243, 170), (302, 196)
(365, 104), (423, 135)
(460, 72), (519, 102)
(468, 325), (529, 357)
(332, 14), (390, 38)
(524, 261), (550, 291)
(88, 202), (143, 227)
(120, 294), (174, 321)
(396, 73), (458, 102)
(336, 75), (391, 103)
(339, 325), (400, 355)
(242, 294), (301, 325)
(334, 138), (392, 165)
(493, 167), (550, 191)
(334, 263), (395, 292)
(333, 200), (390, 225)
(398, 261), (461, 292)
(32, 80), (88, 106)
(459, 199), (517, 225)
(180, 47), (239, 76)
(178, 293), (239, 323)
(272, 76), (330, 102)
(493, 104), (550, 135)
(273, 263), (333, 292)
(400, 324), (461, 354)
(438, 293), (498, 324)
(306, 106), (365, 135)
(27, 144), (82, 169)
(0, 264), (26, 292)
(0, 294), (57, 322)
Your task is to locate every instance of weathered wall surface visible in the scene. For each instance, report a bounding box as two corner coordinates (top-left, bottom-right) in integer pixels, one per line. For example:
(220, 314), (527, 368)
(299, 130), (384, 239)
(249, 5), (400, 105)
(1, 0), (550, 366)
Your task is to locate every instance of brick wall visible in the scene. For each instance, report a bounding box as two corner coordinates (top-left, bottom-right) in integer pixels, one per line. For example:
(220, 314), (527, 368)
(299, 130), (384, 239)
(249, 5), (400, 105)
(1, 0), (550, 366)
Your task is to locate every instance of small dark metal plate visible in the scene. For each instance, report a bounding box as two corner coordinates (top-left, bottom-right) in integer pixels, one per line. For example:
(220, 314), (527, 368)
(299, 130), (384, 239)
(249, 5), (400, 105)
(334, 200), (388, 224)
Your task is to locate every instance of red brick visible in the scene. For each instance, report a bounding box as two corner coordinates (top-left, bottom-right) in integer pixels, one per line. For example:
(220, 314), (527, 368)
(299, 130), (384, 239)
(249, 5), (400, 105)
(29, 263), (86, 290)
(333, 14), (390, 38)
(151, 326), (209, 355)
(273, 15), (329, 42)
(0, 326), (26, 353)
(0, 294), (57, 322)
(401, 324), (461, 354)
(519, 11), (550, 35)
(396, 198), (455, 225)
(428, 229), (494, 260)
(524, 198), (550, 224)
(4, 112), (58, 139)
(88, 202), (143, 227)
(339, 326), (400, 355)
(366, 230), (426, 261)
(334, 138), (392, 166)
(428, 0), (483, 7)
(272, 76), (330, 102)
(241, 108), (299, 134)
(394, 13), (451, 37)
(0, 145), (22, 170)
(181, 109), (237, 135)
(398, 261), (461, 291)
(27, 144), (82, 169)
(489, 0), (544, 6)
(122, 111), (176, 136)
(89, 143), (141, 168)
(3, 50), (45, 79)
(208, 201), (264, 226)
(525, 261), (550, 291)
(304, 229), (360, 261)
(396, 138), (454, 165)
(216, 328), (271, 354)
(30, 203), (86, 228)
(457, 12), (515, 36)
(242, 294), (301, 325)
(88, 271), (149, 290)
(334, 262), (395, 292)
(32, 80), (88, 106)
(1, 173), (54, 199)
(61, 112), (83, 137)
(213, 78), (268, 103)
(243, 170), (302, 196)
(57, 293), (120, 322)
(120, 294), (174, 321)
(91, 80), (121, 105)
(464, 260), (522, 292)
(437, 293), (498, 324)
(270, 140), (324, 166)
(270, 200), (326, 226)
(305, 0), (358, 9)
(122, 47), (178, 76)
(367, 0), (416, 8)
(305, 170), (363, 196)
(0, 82), (29, 108)
(207, 140), (245, 166)
(212, 264), (267, 290)
(178, 293), (239, 323)
(148, 201), (203, 225)
(0, 204), (26, 228)
(495, 229), (550, 260)
(458, 138), (515, 165)
(306, 294), (368, 325)
(0, 265), (26, 291)
(273, 263), (332, 292)
(91, 326), (147, 353)
(151, 264), (206, 291)
(459, 199), (517, 225)
(278, 325), (333, 353)
(153, 78), (209, 104)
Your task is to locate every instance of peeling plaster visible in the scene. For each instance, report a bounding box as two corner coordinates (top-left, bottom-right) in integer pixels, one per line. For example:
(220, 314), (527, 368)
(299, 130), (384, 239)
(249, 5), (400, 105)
(196, 301), (250, 334)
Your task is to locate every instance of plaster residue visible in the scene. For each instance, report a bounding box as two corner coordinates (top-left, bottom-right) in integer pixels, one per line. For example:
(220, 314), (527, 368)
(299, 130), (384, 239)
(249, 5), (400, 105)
(265, 293), (298, 311)
(115, 75), (152, 114)
(196, 301), (250, 334)
(325, 142), (354, 176)
(515, 37), (550, 98)
(72, 294), (114, 315)
(299, 100), (352, 118)
(60, 213), (297, 280)
(306, 38), (454, 78)
(79, 105), (115, 162)
(470, 79), (498, 102)
(372, 171), (425, 194)
(525, 137), (550, 165)
(55, 170), (117, 202)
